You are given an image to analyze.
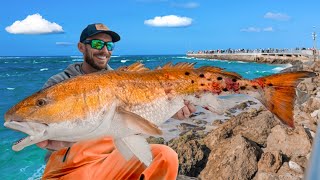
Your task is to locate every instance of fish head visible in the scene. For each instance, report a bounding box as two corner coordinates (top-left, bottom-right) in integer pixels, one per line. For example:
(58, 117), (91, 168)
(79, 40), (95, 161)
(4, 84), (103, 151)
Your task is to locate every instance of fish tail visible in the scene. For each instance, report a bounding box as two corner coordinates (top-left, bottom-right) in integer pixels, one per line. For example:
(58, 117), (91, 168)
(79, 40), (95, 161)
(253, 71), (316, 128)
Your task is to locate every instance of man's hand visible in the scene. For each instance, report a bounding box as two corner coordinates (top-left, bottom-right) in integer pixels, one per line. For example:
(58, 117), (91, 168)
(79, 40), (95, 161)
(172, 101), (196, 120)
(37, 140), (74, 151)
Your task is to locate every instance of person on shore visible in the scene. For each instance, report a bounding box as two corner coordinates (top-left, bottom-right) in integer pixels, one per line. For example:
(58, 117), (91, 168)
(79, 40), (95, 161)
(37, 23), (196, 179)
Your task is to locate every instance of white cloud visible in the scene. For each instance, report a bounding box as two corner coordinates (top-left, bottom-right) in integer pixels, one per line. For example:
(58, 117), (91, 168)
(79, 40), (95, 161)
(144, 15), (192, 27)
(263, 27), (274, 32)
(241, 27), (261, 32)
(5, 13), (64, 34)
(264, 12), (290, 21)
(56, 42), (75, 46)
(171, 2), (199, 8)
(241, 27), (274, 32)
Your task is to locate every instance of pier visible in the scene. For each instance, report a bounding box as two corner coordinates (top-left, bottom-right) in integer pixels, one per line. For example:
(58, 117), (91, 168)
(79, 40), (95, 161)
(187, 50), (319, 64)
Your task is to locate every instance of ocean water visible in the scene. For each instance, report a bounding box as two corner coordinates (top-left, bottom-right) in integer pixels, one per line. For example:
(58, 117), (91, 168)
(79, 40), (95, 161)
(0, 55), (288, 179)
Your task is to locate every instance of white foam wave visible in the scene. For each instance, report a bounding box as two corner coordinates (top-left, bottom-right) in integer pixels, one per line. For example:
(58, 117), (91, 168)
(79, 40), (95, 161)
(70, 55), (82, 58)
(40, 57), (53, 59)
(121, 59), (128, 63)
(176, 56), (193, 59)
(111, 55), (120, 57)
(7, 87), (15, 90)
(27, 165), (45, 180)
(40, 68), (48, 71)
(0, 57), (21, 59)
(272, 64), (292, 72)
(72, 59), (83, 62)
(236, 61), (248, 63)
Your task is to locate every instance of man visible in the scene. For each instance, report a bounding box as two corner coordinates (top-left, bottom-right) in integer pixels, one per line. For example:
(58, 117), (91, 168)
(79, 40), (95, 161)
(38, 23), (196, 179)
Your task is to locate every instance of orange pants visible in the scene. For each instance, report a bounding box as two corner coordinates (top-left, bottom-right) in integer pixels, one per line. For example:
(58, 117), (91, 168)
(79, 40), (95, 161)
(42, 137), (178, 180)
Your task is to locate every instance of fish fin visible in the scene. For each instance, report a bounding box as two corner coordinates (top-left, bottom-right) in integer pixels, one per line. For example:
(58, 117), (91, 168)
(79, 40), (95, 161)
(117, 62), (150, 72)
(255, 71), (316, 128)
(115, 135), (152, 166)
(114, 138), (134, 160)
(117, 107), (163, 135)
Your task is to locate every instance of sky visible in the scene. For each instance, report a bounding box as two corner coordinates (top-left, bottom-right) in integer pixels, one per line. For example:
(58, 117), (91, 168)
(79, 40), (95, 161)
(0, 0), (319, 56)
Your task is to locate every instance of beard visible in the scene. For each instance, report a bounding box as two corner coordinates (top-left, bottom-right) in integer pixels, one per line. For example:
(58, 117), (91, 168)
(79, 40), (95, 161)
(83, 50), (108, 71)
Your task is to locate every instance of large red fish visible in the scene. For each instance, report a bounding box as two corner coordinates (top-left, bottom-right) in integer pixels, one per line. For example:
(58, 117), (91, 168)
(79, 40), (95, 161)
(4, 62), (315, 166)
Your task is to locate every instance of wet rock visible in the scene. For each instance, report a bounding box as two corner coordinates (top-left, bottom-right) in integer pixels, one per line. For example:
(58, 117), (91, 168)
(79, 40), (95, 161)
(177, 123), (199, 132)
(167, 130), (210, 177)
(146, 136), (165, 144)
(189, 112), (205, 118)
(176, 175), (199, 180)
(200, 135), (262, 180)
(192, 119), (208, 125)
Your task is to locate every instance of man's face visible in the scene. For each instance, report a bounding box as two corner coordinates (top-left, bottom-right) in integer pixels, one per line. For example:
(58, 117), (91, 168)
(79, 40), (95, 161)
(83, 33), (113, 71)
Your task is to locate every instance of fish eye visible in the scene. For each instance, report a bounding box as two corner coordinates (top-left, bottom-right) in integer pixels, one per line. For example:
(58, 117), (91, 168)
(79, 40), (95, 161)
(36, 99), (47, 107)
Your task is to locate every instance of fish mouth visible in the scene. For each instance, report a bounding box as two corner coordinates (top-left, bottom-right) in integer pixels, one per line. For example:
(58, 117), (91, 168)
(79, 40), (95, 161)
(4, 121), (49, 151)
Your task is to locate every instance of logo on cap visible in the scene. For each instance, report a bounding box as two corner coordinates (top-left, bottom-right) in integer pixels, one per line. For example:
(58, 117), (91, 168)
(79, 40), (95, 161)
(95, 23), (109, 31)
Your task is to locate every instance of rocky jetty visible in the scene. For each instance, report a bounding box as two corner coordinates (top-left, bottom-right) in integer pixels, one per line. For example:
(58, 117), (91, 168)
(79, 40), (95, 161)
(150, 60), (320, 179)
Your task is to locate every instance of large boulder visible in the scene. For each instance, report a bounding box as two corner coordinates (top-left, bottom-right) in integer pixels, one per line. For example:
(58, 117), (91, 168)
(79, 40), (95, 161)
(200, 135), (262, 180)
(167, 130), (210, 177)
(265, 125), (312, 158)
(205, 108), (278, 148)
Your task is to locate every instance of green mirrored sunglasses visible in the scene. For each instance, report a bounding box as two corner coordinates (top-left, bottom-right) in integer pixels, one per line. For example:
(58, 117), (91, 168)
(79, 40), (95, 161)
(82, 39), (115, 51)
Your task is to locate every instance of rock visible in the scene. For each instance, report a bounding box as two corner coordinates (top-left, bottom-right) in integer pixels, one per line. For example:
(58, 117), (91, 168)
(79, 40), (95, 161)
(211, 119), (224, 126)
(177, 175), (199, 180)
(177, 123), (199, 132)
(265, 125), (312, 158)
(258, 151), (283, 173)
(192, 119), (208, 125)
(199, 135), (262, 180)
(146, 136), (165, 144)
(301, 97), (320, 114)
(277, 162), (304, 179)
(227, 100), (256, 113)
(254, 172), (302, 180)
(189, 112), (205, 118)
(167, 130), (209, 177)
(289, 161), (304, 174)
(205, 109), (278, 148)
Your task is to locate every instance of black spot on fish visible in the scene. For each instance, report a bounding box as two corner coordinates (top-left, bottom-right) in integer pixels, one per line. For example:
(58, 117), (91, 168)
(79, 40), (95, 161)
(268, 83), (273, 86)
(240, 86), (246, 90)
(217, 77), (222, 81)
(232, 79), (237, 82)
(207, 78), (211, 81)
(200, 84), (205, 86)
(191, 80), (194, 84)
(252, 85), (258, 89)
(199, 74), (205, 78)
(222, 88), (228, 92)
(185, 72), (190, 76)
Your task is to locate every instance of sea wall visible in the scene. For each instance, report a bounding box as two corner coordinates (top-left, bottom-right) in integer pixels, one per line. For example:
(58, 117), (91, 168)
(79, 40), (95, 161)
(187, 53), (312, 64)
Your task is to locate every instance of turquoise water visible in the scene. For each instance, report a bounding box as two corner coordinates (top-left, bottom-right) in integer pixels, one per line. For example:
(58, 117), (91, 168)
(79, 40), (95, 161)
(0, 55), (287, 179)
